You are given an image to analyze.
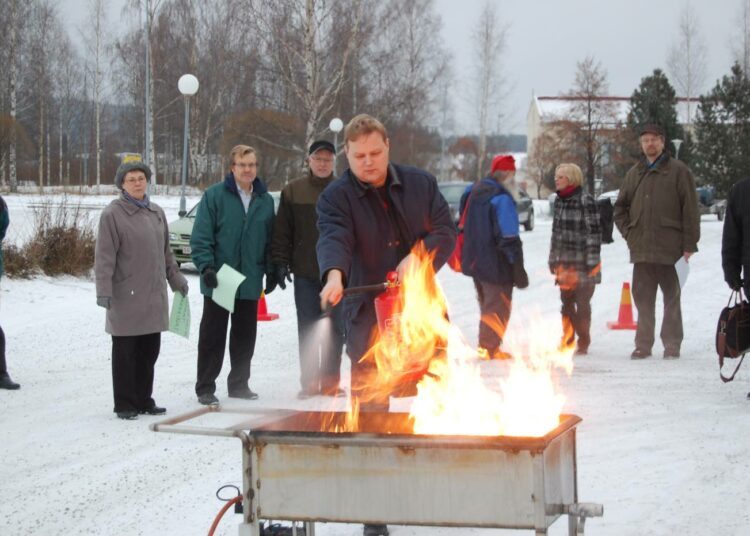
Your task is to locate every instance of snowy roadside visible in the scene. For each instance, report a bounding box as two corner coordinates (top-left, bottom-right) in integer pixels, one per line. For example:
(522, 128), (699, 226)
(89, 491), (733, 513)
(1, 191), (748, 535)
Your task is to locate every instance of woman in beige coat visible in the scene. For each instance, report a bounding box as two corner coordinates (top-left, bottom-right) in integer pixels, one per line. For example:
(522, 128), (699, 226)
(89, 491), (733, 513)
(95, 162), (188, 420)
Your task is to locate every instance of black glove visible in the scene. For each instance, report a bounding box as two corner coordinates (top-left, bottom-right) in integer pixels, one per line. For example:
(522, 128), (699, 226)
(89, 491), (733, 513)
(727, 274), (743, 291)
(202, 267), (218, 289)
(275, 264), (292, 290)
(512, 248), (529, 289)
(96, 296), (111, 309)
(264, 270), (278, 295)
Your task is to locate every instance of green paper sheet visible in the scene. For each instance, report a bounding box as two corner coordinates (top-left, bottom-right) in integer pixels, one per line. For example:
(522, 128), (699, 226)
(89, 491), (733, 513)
(169, 292), (191, 339)
(212, 264), (246, 313)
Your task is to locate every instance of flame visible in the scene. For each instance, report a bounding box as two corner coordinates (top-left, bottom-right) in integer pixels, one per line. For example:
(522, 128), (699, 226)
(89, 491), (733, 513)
(348, 242), (574, 437)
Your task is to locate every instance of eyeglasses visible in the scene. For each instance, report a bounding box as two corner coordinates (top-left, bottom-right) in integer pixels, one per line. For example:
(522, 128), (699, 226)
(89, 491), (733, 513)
(124, 176), (147, 184)
(233, 162), (257, 169)
(311, 156), (334, 163)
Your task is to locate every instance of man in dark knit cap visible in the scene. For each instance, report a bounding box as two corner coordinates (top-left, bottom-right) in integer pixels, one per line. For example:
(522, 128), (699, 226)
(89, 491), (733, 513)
(271, 140), (345, 400)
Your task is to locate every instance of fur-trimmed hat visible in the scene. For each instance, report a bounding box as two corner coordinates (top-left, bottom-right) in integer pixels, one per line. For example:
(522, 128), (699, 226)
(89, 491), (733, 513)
(115, 161), (152, 189)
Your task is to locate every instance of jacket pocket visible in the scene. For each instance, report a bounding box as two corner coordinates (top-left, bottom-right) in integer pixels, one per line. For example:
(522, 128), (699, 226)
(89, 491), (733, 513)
(660, 216), (682, 230)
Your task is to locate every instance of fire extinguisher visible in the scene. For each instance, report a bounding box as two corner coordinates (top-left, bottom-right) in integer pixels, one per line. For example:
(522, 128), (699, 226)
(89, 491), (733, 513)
(374, 271), (402, 339)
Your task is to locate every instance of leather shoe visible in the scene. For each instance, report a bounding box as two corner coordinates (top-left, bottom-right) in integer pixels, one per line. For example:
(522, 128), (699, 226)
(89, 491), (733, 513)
(663, 349), (680, 359)
(297, 388), (317, 400)
(0, 373), (20, 390)
(363, 524), (389, 536)
(630, 349), (652, 359)
(198, 393), (220, 406)
(574, 347), (588, 356)
(229, 389), (259, 400)
(117, 410), (138, 420)
(322, 387), (347, 398)
(139, 405), (167, 415)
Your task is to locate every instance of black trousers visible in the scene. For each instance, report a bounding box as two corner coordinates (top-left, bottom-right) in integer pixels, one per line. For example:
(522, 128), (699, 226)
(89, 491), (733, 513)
(632, 262), (683, 352)
(350, 357), (390, 412)
(473, 279), (513, 352)
(560, 282), (596, 350)
(111, 332), (161, 413)
(195, 296), (258, 396)
(0, 324), (7, 375)
(294, 276), (344, 393)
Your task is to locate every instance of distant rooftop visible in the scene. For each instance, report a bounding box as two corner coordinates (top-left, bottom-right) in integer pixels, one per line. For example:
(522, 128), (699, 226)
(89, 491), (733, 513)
(533, 95), (701, 126)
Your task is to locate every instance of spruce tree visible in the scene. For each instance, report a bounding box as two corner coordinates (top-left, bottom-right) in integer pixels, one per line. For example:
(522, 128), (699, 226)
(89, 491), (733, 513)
(628, 69), (690, 163)
(694, 63), (750, 196)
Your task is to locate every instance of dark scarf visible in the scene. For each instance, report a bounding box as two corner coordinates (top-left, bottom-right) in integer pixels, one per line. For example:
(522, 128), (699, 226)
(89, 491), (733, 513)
(122, 191), (150, 209)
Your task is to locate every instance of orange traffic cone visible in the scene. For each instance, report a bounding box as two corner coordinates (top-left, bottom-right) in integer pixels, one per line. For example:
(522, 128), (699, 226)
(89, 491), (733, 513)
(607, 282), (637, 330)
(257, 291), (279, 321)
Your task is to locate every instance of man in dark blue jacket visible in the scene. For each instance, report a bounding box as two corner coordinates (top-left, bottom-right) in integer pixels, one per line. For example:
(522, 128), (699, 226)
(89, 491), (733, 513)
(317, 114), (455, 536)
(460, 154), (528, 360)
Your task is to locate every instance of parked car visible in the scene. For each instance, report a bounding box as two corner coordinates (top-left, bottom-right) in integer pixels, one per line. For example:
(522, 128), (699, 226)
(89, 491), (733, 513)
(437, 181), (471, 224)
(438, 181), (534, 231)
(168, 191), (281, 267)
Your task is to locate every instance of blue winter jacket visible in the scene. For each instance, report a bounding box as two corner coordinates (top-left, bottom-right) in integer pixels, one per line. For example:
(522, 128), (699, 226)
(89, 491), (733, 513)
(316, 164), (456, 362)
(459, 178), (520, 285)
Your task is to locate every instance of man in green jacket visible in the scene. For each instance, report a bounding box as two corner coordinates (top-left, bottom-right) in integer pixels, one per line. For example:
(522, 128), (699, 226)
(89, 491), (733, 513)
(0, 195), (20, 390)
(614, 124), (700, 360)
(190, 145), (276, 405)
(271, 140), (345, 399)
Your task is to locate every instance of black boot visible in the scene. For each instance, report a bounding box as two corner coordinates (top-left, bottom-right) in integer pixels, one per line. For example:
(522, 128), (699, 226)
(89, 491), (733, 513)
(0, 372), (20, 390)
(363, 524), (389, 536)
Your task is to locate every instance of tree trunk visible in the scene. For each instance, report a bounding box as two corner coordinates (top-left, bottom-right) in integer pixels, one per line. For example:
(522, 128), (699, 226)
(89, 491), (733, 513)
(9, 0), (18, 192)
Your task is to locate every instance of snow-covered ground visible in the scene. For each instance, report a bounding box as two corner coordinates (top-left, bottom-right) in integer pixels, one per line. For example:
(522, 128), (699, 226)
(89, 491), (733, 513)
(1, 195), (748, 536)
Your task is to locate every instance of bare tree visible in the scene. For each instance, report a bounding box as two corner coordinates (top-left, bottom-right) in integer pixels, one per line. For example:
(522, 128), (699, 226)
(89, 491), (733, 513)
(730, 0), (750, 73)
(8, 0), (21, 191)
(666, 1), (707, 126)
(471, 1), (508, 177)
(83, 0), (108, 190)
(568, 56), (619, 195)
(247, 0), (365, 153)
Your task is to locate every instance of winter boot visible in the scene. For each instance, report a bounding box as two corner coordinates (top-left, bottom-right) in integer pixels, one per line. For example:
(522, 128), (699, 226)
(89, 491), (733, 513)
(363, 524), (389, 536)
(0, 372), (20, 390)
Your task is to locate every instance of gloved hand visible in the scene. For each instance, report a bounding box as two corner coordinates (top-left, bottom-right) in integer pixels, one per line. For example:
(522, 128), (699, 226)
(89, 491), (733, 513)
(264, 270), (278, 294)
(727, 274), (743, 291)
(177, 282), (189, 296)
(512, 248), (529, 289)
(202, 267), (218, 289)
(96, 296), (112, 309)
(274, 264), (292, 290)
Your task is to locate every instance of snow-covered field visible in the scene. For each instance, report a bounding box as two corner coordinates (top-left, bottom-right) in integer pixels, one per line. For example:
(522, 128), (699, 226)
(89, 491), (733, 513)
(1, 195), (748, 536)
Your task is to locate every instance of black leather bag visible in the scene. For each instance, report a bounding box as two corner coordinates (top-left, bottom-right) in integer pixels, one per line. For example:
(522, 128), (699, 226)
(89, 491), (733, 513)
(716, 289), (750, 382)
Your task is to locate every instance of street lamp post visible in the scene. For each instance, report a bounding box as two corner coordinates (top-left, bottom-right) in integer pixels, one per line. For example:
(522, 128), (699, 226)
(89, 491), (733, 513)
(671, 138), (683, 160)
(329, 117), (344, 176)
(178, 74), (199, 217)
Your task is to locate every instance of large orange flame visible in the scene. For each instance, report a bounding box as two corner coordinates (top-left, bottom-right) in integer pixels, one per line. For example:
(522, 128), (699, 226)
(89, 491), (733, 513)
(351, 242), (574, 437)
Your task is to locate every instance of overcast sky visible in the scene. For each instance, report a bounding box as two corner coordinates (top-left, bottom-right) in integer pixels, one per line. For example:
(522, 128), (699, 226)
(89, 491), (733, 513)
(62, 0), (741, 136)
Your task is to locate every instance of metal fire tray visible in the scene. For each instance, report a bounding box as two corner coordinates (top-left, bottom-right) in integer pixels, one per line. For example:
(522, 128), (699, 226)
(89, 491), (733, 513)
(152, 406), (602, 536)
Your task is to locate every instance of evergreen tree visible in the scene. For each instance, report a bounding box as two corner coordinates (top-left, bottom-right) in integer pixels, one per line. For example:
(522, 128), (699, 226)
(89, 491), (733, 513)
(628, 68), (691, 163)
(694, 63), (750, 195)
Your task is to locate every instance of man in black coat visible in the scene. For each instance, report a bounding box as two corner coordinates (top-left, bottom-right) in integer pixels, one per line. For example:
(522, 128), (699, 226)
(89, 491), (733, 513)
(721, 177), (750, 400)
(722, 177), (750, 297)
(317, 114), (456, 401)
(317, 114), (455, 536)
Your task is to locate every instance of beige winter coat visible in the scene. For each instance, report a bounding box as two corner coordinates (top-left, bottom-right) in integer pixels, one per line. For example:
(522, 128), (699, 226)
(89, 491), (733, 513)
(614, 155), (700, 265)
(95, 196), (187, 336)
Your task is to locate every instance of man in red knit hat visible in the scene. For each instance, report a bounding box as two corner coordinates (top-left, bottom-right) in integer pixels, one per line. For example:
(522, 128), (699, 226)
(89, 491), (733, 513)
(458, 154), (529, 360)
